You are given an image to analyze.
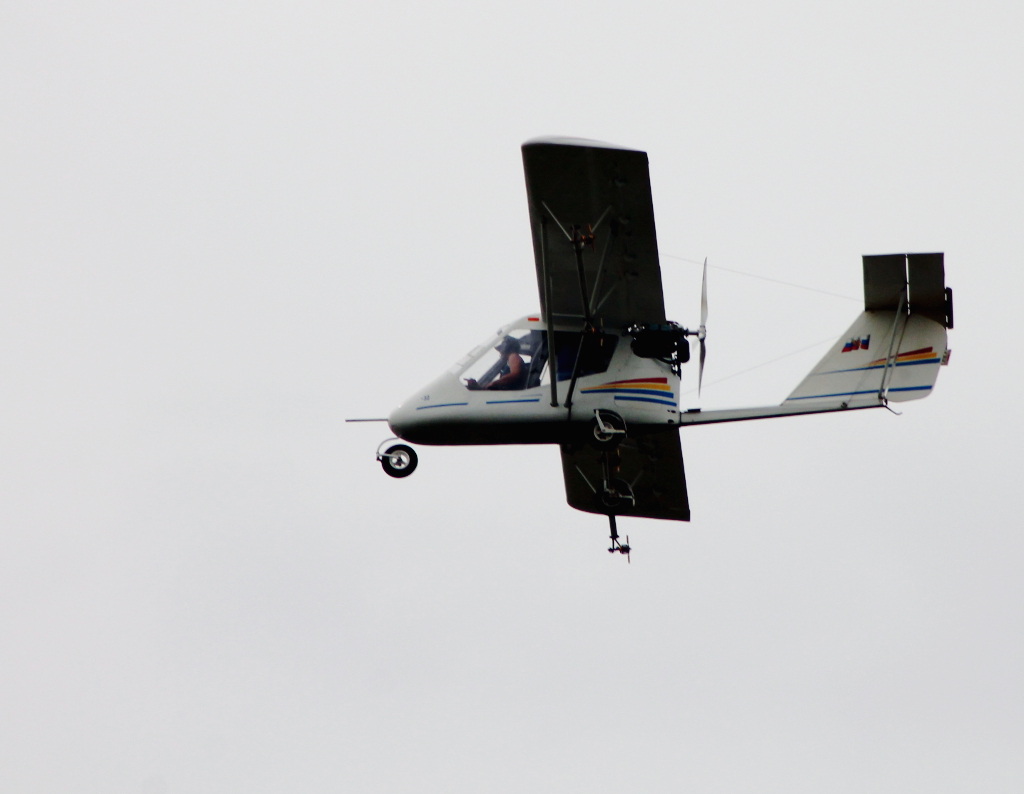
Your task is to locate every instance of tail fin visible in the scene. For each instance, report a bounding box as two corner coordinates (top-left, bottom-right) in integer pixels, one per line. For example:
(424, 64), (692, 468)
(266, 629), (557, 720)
(786, 253), (950, 408)
(678, 254), (951, 427)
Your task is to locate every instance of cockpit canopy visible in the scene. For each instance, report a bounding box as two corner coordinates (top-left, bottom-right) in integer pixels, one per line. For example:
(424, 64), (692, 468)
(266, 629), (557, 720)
(450, 318), (618, 392)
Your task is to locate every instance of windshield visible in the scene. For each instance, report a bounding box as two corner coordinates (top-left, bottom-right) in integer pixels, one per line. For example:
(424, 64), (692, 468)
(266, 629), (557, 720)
(452, 322), (618, 392)
(460, 329), (547, 391)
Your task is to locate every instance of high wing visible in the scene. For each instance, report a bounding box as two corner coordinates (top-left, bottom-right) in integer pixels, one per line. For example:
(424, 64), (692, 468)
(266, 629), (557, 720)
(679, 253), (953, 426)
(522, 137), (667, 328)
(560, 429), (690, 521)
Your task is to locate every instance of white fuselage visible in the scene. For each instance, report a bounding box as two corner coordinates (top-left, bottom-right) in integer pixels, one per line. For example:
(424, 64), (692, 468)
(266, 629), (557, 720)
(388, 315), (682, 445)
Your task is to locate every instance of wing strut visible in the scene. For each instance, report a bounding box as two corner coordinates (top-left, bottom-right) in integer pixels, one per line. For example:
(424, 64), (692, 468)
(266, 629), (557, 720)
(537, 199), (599, 411)
(878, 291), (908, 404)
(539, 217), (559, 408)
(563, 224), (599, 410)
(563, 332), (589, 411)
(571, 224), (596, 326)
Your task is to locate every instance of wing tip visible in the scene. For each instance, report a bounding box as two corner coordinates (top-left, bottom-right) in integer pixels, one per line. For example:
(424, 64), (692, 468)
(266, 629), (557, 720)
(522, 135), (642, 153)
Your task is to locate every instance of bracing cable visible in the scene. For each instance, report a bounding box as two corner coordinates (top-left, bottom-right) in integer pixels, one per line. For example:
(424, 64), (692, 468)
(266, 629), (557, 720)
(662, 253), (860, 303)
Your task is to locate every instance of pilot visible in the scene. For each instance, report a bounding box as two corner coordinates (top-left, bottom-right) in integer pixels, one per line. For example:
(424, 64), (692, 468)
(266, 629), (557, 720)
(466, 336), (527, 391)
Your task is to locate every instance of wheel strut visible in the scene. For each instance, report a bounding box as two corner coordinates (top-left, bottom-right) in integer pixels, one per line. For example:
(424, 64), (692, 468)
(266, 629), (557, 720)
(607, 515), (630, 562)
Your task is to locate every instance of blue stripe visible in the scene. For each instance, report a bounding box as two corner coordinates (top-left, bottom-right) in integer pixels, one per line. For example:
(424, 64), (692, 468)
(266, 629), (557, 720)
(788, 385), (932, 401)
(613, 395), (679, 407)
(821, 358), (941, 374)
(415, 402), (469, 410)
(485, 398), (541, 404)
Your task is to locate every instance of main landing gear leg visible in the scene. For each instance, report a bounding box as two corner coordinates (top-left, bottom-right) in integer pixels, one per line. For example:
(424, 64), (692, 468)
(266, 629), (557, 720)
(607, 515), (630, 563)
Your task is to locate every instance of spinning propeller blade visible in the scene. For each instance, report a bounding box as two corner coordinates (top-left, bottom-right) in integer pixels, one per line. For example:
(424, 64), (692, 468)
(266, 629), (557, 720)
(700, 257), (708, 329)
(698, 258), (708, 395)
(699, 337), (706, 395)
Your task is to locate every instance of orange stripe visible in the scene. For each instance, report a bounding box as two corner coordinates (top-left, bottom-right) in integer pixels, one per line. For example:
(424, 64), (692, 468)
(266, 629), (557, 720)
(868, 352), (940, 366)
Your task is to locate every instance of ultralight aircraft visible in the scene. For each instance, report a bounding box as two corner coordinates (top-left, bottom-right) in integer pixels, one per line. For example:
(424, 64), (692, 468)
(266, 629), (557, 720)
(350, 137), (954, 560)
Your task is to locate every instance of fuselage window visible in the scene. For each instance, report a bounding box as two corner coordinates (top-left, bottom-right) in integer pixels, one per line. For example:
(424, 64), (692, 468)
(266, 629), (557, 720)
(459, 329), (616, 391)
(550, 332), (618, 382)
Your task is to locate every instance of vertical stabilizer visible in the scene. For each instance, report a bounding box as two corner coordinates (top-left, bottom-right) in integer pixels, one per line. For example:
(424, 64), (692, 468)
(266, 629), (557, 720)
(784, 253), (951, 407)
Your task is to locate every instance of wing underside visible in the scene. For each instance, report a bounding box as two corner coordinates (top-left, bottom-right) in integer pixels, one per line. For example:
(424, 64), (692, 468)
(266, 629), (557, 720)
(560, 430), (690, 521)
(522, 137), (667, 329)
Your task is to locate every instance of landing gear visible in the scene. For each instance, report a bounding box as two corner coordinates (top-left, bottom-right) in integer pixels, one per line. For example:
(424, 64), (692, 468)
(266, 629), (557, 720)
(593, 435), (634, 561)
(378, 442), (418, 478)
(592, 409), (626, 447)
(600, 477), (635, 509)
(595, 438), (635, 510)
(607, 515), (630, 563)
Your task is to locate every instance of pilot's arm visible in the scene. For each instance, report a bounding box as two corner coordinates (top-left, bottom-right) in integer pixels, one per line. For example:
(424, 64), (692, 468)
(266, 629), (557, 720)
(485, 353), (524, 390)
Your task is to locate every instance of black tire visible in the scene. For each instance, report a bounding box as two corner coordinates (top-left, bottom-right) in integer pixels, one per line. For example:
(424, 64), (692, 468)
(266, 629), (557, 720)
(381, 444), (418, 478)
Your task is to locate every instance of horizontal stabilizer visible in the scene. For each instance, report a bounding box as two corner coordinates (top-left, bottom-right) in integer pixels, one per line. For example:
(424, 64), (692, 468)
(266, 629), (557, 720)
(863, 252), (953, 328)
(908, 253), (952, 328)
(863, 254), (907, 311)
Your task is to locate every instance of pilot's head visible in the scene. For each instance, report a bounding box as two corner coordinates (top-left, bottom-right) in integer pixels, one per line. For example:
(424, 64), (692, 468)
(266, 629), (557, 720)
(496, 336), (521, 357)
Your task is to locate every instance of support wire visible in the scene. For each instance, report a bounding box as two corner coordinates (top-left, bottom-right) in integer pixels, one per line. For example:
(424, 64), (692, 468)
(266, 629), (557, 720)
(662, 253), (860, 302)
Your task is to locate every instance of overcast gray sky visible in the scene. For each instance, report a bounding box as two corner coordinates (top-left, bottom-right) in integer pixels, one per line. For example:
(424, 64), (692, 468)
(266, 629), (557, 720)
(1, 1), (1021, 792)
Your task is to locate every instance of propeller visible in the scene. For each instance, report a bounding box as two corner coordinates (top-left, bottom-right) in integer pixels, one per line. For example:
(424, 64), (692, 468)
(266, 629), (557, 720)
(698, 258), (708, 395)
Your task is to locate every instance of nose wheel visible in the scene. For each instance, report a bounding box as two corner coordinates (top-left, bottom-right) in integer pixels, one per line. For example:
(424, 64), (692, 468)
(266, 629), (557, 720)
(377, 439), (418, 478)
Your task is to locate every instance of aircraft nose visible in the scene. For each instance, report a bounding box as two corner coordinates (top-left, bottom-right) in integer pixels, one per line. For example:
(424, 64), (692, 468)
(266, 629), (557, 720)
(387, 401), (417, 440)
(386, 372), (462, 444)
